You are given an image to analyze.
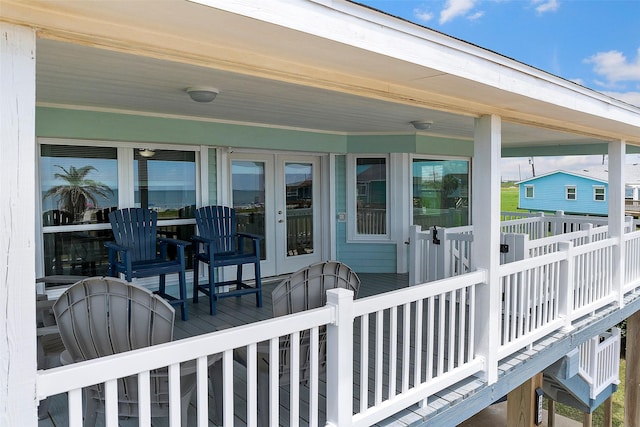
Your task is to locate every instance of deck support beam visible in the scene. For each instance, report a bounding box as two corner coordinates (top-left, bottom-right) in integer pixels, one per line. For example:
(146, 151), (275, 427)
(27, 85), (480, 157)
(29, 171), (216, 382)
(472, 114), (501, 384)
(506, 373), (543, 427)
(0, 22), (37, 427)
(626, 309), (640, 426)
(608, 140), (626, 307)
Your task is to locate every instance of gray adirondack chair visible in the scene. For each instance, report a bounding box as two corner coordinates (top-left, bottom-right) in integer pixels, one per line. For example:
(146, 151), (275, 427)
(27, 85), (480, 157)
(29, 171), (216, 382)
(52, 277), (196, 427)
(256, 261), (360, 425)
(192, 205), (263, 315)
(106, 208), (190, 320)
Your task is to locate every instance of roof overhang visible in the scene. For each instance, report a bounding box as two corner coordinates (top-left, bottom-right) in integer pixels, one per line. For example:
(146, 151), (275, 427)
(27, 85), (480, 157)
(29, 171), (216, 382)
(3, 0), (640, 149)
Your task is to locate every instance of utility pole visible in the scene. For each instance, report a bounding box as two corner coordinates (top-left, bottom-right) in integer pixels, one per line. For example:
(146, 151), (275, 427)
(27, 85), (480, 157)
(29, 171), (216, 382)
(529, 157), (536, 177)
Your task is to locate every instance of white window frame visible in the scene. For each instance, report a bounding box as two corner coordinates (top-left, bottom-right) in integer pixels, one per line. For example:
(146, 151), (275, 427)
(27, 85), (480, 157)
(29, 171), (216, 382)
(565, 185), (577, 201)
(525, 185), (534, 199)
(593, 185), (606, 202)
(346, 153), (390, 241)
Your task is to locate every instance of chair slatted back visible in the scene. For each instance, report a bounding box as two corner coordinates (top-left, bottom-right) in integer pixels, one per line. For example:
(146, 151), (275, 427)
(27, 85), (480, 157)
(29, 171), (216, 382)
(271, 261), (360, 382)
(109, 208), (158, 262)
(53, 277), (175, 407)
(195, 206), (237, 254)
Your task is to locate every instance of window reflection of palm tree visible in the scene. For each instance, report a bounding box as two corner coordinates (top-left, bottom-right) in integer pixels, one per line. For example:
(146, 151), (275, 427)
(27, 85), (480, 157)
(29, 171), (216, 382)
(44, 165), (113, 223)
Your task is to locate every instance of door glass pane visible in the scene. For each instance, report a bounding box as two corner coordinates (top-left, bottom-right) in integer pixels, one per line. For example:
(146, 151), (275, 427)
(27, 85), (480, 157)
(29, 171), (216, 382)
(232, 160), (266, 260)
(356, 157), (387, 235)
(134, 150), (196, 219)
(41, 145), (118, 276)
(285, 162), (313, 256)
(412, 159), (469, 228)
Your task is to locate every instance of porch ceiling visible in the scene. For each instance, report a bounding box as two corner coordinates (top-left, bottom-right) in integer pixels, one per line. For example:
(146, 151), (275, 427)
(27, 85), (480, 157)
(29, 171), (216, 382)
(5, 0), (640, 149)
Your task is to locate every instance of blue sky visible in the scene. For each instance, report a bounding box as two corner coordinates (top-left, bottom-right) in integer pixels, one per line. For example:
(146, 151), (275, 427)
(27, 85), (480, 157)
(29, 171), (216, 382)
(357, 0), (640, 180)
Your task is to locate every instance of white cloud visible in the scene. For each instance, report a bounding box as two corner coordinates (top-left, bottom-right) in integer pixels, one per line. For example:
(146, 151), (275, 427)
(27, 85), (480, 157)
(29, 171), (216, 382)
(468, 11), (485, 20)
(532, 0), (560, 14)
(413, 8), (434, 22)
(440, 0), (477, 24)
(585, 48), (640, 85)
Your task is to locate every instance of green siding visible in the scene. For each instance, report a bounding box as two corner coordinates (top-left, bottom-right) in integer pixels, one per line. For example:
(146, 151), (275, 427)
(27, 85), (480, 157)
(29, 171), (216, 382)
(347, 134), (473, 156)
(36, 107), (346, 152)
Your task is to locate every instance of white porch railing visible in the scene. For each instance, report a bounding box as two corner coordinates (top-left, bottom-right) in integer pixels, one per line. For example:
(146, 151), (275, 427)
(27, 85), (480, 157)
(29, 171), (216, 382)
(36, 213), (635, 427)
(37, 273), (487, 427)
(624, 229), (640, 291)
(578, 328), (621, 400)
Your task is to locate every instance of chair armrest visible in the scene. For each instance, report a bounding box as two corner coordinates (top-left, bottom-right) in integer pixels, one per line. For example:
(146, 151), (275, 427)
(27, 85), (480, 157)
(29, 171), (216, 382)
(191, 235), (214, 245)
(104, 241), (131, 253)
(37, 325), (60, 337)
(158, 237), (191, 247)
(237, 232), (263, 241)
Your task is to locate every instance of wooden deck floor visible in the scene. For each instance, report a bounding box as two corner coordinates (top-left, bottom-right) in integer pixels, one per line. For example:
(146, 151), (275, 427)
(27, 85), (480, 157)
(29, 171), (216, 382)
(38, 273), (410, 427)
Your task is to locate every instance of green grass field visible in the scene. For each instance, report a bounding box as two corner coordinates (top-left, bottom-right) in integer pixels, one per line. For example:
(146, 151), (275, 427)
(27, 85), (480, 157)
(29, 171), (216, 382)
(500, 185), (523, 212)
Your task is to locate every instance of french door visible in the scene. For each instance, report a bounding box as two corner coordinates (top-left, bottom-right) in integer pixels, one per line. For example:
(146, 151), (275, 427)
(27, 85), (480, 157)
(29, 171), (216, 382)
(229, 153), (322, 277)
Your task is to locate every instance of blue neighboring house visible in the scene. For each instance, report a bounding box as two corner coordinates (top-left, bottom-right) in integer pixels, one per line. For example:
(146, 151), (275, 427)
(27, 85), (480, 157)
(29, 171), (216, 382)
(518, 166), (640, 215)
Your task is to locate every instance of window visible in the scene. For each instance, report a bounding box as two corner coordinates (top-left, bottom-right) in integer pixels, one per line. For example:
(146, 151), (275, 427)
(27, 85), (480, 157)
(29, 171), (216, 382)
(347, 155), (388, 240)
(412, 159), (469, 228)
(566, 186), (577, 200)
(40, 142), (199, 277)
(525, 185), (534, 199)
(594, 186), (606, 201)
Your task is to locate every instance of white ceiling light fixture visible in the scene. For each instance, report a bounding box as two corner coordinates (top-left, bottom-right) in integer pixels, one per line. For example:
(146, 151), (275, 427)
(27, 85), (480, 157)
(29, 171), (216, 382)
(410, 120), (433, 130)
(186, 86), (219, 103)
(138, 148), (156, 158)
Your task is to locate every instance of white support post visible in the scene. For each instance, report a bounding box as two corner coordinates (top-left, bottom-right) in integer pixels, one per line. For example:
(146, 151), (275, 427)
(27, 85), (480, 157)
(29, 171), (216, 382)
(558, 241), (574, 331)
(0, 23), (37, 427)
(471, 115), (501, 384)
(609, 140), (626, 307)
(325, 288), (354, 427)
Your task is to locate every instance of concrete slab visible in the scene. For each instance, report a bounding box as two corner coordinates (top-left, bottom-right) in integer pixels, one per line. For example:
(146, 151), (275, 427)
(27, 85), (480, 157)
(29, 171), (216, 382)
(457, 401), (582, 427)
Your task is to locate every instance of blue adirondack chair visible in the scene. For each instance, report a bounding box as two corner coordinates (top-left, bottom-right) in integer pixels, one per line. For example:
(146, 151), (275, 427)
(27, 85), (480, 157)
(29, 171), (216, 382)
(105, 208), (190, 320)
(192, 206), (263, 315)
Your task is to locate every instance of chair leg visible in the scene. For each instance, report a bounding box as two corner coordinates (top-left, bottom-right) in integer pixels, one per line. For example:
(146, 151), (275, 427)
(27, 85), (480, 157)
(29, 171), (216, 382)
(159, 273), (166, 295)
(193, 259), (200, 304)
(178, 269), (188, 321)
(208, 263), (216, 315)
(255, 261), (263, 308)
(83, 394), (98, 427)
(209, 359), (223, 425)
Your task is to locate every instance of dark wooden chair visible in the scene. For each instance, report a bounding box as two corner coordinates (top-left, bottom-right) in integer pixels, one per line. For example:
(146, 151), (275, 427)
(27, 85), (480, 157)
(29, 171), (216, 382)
(105, 208), (190, 320)
(192, 205), (263, 315)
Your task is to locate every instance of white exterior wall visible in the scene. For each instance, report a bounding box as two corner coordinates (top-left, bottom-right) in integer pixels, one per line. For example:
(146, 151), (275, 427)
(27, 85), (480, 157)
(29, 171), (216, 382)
(0, 23), (38, 426)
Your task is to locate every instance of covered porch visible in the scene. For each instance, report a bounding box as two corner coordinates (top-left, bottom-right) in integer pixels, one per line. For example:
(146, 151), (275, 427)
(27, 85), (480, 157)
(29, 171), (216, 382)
(34, 213), (638, 426)
(3, 1), (640, 426)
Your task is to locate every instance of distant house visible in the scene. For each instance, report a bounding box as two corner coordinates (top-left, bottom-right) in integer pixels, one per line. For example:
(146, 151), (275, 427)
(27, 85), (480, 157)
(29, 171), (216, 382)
(518, 165), (640, 215)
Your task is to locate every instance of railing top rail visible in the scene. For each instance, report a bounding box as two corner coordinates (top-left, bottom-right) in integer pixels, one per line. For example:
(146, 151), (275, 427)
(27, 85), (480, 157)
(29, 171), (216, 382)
(571, 237), (618, 256)
(499, 250), (568, 276)
(623, 229), (640, 241)
(37, 305), (334, 398)
(354, 269), (486, 317)
(500, 217), (546, 226)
